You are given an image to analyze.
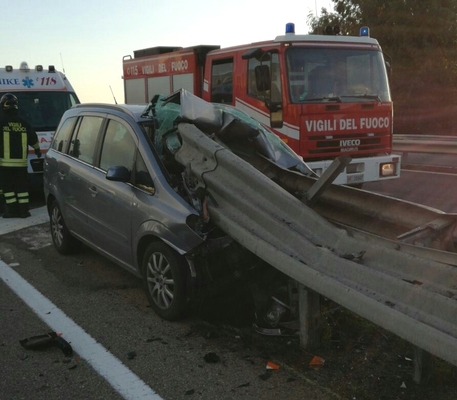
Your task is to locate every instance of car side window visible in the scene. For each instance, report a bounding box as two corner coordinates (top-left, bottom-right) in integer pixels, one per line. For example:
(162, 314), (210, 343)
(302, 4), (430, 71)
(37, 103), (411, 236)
(51, 117), (77, 153)
(100, 120), (136, 172)
(69, 116), (103, 164)
(134, 152), (154, 194)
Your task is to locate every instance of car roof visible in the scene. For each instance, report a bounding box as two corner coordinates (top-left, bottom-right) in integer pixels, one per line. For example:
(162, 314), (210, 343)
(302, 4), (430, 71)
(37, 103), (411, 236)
(72, 103), (151, 122)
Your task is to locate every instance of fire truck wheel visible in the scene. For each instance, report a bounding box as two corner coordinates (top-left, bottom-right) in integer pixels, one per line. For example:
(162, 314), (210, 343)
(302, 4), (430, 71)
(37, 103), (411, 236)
(49, 200), (82, 255)
(142, 242), (188, 321)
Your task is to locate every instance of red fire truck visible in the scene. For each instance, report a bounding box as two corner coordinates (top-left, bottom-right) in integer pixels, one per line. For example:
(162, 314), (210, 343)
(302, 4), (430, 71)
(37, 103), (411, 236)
(122, 23), (400, 186)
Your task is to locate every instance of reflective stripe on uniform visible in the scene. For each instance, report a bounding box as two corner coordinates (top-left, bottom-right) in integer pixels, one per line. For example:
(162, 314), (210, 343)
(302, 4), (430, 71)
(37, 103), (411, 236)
(4, 192), (17, 204)
(2, 128), (10, 159)
(17, 192), (29, 204)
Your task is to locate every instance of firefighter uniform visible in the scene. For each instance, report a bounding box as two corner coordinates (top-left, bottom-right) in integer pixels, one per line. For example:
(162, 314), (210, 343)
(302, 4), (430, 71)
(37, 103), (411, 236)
(0, 93), (41, 218)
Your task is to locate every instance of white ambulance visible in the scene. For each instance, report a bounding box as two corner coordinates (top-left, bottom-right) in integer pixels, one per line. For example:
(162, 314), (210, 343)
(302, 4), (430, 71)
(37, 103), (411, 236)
(0, 61), (80, 187)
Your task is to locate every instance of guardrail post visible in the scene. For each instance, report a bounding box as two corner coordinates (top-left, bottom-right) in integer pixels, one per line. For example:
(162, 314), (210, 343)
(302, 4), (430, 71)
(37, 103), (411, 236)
(298, 284), (321, 350)
(413, 346), (433, 384)
(305, 155), (352, 207)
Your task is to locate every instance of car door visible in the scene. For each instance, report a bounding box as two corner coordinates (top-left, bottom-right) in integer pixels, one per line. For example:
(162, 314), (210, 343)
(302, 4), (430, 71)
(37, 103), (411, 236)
(63, 114), (104, 241)
(86, 116), (137, 267)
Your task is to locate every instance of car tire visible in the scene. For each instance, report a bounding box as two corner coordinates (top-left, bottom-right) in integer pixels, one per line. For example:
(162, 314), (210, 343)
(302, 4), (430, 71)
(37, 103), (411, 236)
(50, 200), (81, 255)
(142, 242), (188, 321)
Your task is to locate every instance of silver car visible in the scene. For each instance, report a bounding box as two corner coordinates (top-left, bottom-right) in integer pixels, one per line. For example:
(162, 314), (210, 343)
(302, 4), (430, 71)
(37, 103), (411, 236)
(44, 90), (312, 321)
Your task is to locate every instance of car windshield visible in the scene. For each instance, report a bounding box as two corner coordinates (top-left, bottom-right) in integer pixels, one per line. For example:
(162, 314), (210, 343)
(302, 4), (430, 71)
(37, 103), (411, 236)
(11, 91), (79, 131)
(286, 47), (391, 103)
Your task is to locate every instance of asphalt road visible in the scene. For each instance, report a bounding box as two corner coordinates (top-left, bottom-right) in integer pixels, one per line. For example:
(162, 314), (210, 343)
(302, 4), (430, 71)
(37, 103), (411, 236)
(2, 168), (457, 399)
(364, 169), (457, 213)
(0, 210), (335, 400)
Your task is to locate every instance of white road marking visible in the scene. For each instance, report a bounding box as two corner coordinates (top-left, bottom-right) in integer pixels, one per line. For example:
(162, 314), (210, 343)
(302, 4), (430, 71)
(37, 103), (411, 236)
(0, 260), (162, 400)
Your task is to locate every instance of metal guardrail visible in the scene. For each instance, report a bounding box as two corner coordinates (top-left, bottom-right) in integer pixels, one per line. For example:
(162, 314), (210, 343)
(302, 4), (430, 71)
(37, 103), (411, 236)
(176, 123), (457, 369)
(393, 134), (457, 155)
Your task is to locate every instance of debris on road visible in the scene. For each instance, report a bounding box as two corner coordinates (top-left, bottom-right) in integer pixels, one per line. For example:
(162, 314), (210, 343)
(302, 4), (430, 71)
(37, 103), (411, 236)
(309, 355), (325, 367)
(266, 361), (280, 370)
(19, 331), (73, 356)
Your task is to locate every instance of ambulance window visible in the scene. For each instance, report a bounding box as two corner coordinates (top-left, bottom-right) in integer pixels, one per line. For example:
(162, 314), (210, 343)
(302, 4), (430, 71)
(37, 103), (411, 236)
(51, 117), (77, 153)
(211, 59), (233, 104)
(69, 116), (103, 165)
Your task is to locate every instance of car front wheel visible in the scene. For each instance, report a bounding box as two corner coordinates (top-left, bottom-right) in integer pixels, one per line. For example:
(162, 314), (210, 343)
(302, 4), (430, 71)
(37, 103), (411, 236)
(142, 242), (188, 321)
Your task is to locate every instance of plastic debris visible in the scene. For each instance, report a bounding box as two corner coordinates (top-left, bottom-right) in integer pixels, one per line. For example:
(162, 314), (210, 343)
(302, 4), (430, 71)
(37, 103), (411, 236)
(309, 355), (325, 366)
(266, 361), (280, 370)
(400, 382), (407, 389)
(19, 331), (73, 356)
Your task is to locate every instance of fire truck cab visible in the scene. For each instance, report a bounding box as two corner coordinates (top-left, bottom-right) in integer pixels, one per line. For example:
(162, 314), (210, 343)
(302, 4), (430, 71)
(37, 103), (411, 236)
(0, 62), (80, 187)
(122, 23), (400, 186)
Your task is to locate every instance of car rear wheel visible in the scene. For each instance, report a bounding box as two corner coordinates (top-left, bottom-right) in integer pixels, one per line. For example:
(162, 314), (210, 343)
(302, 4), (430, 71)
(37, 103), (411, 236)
(142, 242), (188, 321)
(50, 200), (81, 255)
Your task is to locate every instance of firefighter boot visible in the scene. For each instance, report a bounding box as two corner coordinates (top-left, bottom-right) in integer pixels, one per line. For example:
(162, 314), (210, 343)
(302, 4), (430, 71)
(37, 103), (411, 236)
(18, 202), (31, 218)
(2, 202), (19, 218)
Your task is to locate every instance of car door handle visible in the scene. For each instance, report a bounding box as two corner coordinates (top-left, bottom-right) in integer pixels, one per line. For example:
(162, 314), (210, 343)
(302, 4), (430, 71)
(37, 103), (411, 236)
(89, 186), (98, 197)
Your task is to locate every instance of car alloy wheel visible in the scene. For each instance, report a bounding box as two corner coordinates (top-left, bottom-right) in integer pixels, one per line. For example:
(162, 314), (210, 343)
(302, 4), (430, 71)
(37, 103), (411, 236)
(143, 242), (187, 321)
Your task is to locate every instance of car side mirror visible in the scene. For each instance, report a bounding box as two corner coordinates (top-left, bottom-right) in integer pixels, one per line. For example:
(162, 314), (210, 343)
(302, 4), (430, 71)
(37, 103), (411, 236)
(106, 165), (131, 182)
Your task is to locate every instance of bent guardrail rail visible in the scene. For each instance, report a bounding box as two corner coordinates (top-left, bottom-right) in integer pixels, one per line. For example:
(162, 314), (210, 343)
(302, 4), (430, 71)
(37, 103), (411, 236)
(176, 123), (457, 369)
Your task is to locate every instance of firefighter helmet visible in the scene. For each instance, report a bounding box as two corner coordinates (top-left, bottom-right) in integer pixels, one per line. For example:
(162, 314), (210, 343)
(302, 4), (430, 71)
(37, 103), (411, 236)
(1, 93), (19, 110)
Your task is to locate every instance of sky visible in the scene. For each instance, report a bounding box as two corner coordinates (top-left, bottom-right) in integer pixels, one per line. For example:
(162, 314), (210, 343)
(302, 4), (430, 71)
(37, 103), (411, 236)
(1, 0), (334, 104)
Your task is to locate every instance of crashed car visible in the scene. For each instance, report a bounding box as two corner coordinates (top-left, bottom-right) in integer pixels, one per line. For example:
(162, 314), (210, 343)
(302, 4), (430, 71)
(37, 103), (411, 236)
(43, 89), (314, 321)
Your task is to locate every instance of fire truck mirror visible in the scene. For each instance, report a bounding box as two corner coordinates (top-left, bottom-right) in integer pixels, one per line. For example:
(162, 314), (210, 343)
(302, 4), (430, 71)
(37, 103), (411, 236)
(270, 109), (283, 129)
(254, 65), (271, 92)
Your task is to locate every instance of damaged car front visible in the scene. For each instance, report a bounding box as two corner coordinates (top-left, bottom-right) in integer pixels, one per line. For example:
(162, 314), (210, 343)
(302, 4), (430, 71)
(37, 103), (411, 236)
(138, 89), (314, 325)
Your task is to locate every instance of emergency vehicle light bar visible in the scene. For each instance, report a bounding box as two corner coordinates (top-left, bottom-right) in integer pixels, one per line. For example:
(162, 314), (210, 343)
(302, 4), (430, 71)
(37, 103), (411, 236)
(360, 26), (370, 37)
(36, 65), (43, 72)
(324, 26), (341, 35)
(285, 23), (295, 34)
(5, 65), (13, 72)
(20, 61), (30, 72)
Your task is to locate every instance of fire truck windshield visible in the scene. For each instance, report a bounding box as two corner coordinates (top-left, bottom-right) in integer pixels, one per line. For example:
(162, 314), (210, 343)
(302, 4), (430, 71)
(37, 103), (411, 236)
(10, 91), (79, 131)
(286, 48), (391, 104)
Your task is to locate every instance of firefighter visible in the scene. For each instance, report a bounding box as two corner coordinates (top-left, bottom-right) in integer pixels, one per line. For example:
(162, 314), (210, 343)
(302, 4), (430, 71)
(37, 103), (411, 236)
(0, 93), (41, 218)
